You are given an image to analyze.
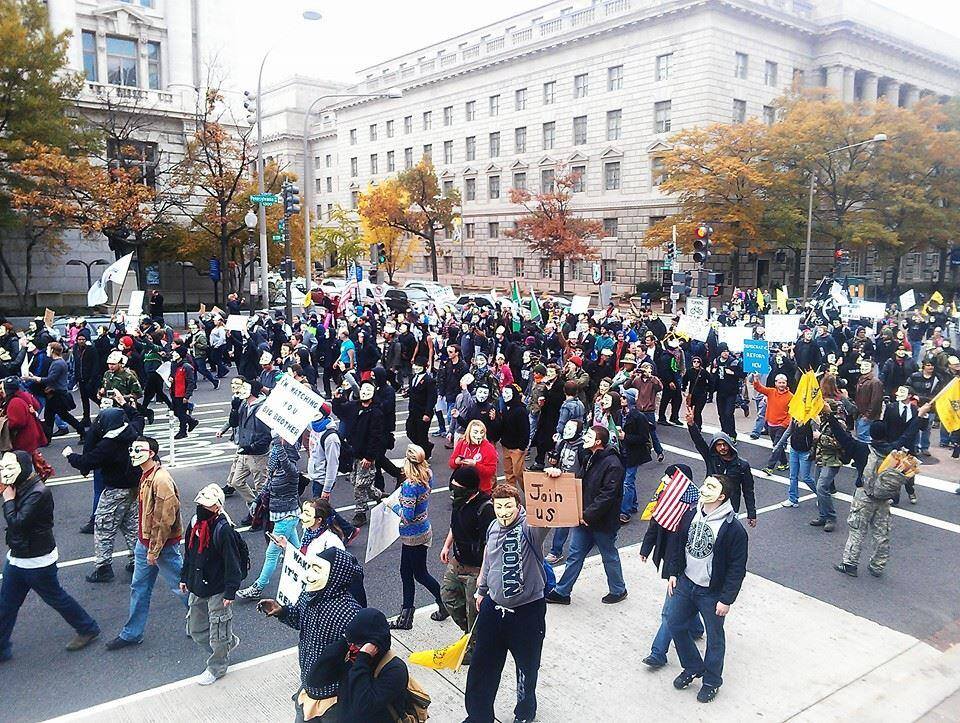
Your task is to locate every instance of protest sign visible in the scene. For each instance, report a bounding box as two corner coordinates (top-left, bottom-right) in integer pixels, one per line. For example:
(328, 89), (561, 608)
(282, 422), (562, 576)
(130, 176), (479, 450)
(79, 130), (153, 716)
(256, 372), (326, 444)
(718, 326), (752, 353)
(570, 295), (591, 315)
(742, 339), (770, 376)
(43, 308), (55, 328)
(764, 314), (801, 343)
(127, 290), (145, 317)
(211, 305), (225, 318)
(154, 361), (171, 388)
(899, 289), (916, 312)
(124, 314), (141, 334)
(686, 296), (709, 321)
(365, 489), (402, 563)
(676, 314), (711, 342)
(848, 300), (887, 320)
(523, 471), (582, 527)
(225, 314), (248, 331)
(277, 544), (311, 607)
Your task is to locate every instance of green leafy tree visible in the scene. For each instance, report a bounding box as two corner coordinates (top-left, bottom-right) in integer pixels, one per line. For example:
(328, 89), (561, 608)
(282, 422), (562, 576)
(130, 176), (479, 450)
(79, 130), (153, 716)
(312, 206), (369, 277)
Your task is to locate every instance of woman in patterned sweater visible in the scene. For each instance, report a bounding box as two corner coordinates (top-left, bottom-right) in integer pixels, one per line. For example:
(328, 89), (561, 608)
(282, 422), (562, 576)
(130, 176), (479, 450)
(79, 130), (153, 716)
(389, 443), (449, 630)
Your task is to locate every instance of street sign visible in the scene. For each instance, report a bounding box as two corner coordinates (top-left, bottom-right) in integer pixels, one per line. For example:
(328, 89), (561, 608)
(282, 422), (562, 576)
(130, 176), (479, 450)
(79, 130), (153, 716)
(355, 264), (363, 282)
(687, 296), (709, 321)
(592, 261), (602, 285)
(209, 257), (221, 282)
(145, 264), (160, 286)
(278, 219), (286, 232)
(251, 193), (279, 205)
(271, 234), (283, 242)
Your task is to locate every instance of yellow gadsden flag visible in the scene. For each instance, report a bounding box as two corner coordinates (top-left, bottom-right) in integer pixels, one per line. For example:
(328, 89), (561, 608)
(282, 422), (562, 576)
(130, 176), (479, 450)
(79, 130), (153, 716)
(789, 370), (824, 424)
(409, 630), (472, 671)
(776, 286), (788, 312)
(756, 289), (765, 310)
(935, 378), (960, 434)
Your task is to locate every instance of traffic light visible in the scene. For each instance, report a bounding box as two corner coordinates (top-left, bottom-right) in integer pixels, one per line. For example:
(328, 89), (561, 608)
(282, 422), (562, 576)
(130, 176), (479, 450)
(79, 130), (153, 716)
(377, 243), (387, 264)
(834, 248), (850, 266)
(279, 257), (294, 281)
(243, 90), (257, 126)
(671, 270), (693, 296)
(704, 272), (725, 297)
(283, 183), (301, 216)
(693, 225), (712, 264)
(666, 240), (676, 262)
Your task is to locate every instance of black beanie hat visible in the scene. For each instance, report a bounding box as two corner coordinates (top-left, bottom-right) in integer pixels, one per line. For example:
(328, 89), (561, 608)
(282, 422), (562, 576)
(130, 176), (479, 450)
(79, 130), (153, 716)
(451, 465), (480, 490)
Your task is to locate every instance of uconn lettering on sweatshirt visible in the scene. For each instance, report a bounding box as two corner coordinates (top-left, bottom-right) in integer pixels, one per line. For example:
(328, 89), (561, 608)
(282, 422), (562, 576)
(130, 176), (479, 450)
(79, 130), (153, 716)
(501, 524), (524, 598)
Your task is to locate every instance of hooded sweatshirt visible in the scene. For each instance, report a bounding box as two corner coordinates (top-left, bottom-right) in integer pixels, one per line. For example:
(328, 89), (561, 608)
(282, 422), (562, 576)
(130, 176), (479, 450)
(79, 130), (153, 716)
(477, 508), (550, 609)
(683, 500), (735, 588)
(339, 609), (409, 723)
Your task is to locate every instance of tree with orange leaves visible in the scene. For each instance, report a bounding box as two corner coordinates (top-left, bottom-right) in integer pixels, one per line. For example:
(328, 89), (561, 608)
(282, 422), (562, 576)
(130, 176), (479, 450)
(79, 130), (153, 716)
(506, 169), (603, 294)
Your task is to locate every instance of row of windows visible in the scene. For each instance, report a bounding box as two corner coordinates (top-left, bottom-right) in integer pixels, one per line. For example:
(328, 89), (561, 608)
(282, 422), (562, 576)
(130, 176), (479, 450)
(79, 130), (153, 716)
(423, 255), (618, 282)
(82, 30), (161, 89)
(734, 53), (803, 88)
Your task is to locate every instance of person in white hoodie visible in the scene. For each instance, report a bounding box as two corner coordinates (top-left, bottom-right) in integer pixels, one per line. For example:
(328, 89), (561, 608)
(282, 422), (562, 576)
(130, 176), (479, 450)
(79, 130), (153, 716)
(665, 475), (748, 705)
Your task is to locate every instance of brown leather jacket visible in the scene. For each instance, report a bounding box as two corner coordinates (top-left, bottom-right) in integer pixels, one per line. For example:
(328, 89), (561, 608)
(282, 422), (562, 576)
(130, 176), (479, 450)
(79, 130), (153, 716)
(855, 374), (884, 421)
(139, 464), (183, 557)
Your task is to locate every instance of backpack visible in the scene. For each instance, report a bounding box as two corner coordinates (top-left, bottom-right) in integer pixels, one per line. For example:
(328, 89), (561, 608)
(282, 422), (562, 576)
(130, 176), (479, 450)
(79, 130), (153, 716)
(216, 517), (251, 580)
(862, 448), (913, 501)
(374, 650), (431, 722)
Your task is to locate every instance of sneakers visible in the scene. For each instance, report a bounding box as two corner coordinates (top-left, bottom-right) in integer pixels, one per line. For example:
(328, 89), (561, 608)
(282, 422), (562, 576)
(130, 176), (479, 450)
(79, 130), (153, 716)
(222, 485), (236, 498)
(673, 669), (700, 690)
(697, 684), (720, 703)
(641, 655), (666, 669)
(834, 562), (858, 577)
(868, 567), (883, 578)
(430, 606), (450, 622)
(749, 432), (761, 440)
(196, 669), (220, 686)
(174, 431), (188, 439)
(809, 518), (826, 527)
(351, 513), (368, 527)
(619, 513), (631, 524)
(125, 558), (135, 573)
(762, 467), (776, 476)
(85, 564), (115, 583)
(824, 520), (836, 532)
(79, 520), (95, 534)
(544, 552), (564, 565)
(544, 590), (571, 605)
(601, 591), (628, 604)
(776, 463), (789, 471)
(65, 630), (100, 651)
(105, 636), (142, 651)
(780, 500), (798, 508)
(909, 492), (918, 505)
(345, 527), (362, 546)
(657, 454), (665, 463)
(236, 583), (264, 600)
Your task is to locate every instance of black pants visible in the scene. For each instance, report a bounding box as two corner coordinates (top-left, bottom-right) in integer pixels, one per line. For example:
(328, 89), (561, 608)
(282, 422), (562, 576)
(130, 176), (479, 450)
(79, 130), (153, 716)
(142, 373), (171, 412)
(172, 397), (195, 434)
(406, 412), (433, 458)
(465, 596), (545, 723)
(717, 394), (737, 439)
(374, 456), (402, 491)
(44, 392), (83, 437)
(691, 397), (706, 429)
(79, 387), (95, 425)
(399, 544), (443, 609)
(659, 382), (682, 422)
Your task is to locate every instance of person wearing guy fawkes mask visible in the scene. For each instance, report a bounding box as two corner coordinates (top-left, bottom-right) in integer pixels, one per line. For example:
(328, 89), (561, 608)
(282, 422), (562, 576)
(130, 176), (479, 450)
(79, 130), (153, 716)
(665, 475), (748, 704)
(470, 352), (498, 399)
(464, 384), (501, 445)
(465, 484), (550, 723)
(407, 358), (437, 458)
(543, 418), (584, 566)
(333, 379), (387, 526)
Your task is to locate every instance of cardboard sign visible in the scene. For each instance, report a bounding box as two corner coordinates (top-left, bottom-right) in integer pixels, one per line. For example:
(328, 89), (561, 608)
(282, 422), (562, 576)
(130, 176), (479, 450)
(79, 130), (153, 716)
(676, 314), (711, 342)
(899, 289), (916, 312)
(256, 372), (326, 444)
(523, 471), (583, 527)
(198, 303), (207, 315)
(277, 544), (311, 607)
(43, 308), (55, 328)
(225, 314), (248, 331)
(127, 290), (145, 317)
(718, 325), (752, 353)
(764, 314), (802, 343)
(686, 296), (709, 321)
(211, 305), (225, 318)
(570, 295), (591, 315)
(742, 339), (770, 376)
(365, 489), (402, 563)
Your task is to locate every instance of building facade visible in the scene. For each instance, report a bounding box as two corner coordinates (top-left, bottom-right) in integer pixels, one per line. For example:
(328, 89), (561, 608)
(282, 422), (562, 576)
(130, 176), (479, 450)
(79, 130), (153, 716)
(272, 0), (960, 297)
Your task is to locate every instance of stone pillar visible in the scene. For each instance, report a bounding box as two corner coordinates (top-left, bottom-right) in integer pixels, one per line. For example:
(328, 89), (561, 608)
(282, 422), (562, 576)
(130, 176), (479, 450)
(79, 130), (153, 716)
(826, 65), (844, 99)
(883, 80), (901, 107)
(46, 0), (78, 71)
(164, 0), (194, 106)
(861, 73), (879, 103)
(843, 67), (856, 103)
(904, 86), (921, 107)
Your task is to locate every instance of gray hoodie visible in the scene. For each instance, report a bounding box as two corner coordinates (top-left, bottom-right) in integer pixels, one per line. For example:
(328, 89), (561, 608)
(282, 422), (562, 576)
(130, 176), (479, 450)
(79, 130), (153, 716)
(683, 500), (735, 588)
(477, 509), (550, 609)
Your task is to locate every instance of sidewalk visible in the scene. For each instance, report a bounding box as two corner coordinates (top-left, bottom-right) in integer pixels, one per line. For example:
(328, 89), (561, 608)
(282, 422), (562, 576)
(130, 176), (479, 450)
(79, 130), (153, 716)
(53, 544), (960, 723)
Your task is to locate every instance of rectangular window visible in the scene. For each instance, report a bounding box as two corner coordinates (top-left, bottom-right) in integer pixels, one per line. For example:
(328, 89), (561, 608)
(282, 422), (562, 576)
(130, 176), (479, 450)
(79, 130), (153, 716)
(735, 52), (749, 79)
(489, 94), (500, 117)
(146, 41), (160, 89)
(404, 116), (413, 134)
(604, 161), (621, 190)
(350, 190), (359, 209)
(465, 256), (475, 275)
(422, 111), (432, 130)
(607, 65), (623, 91)
(603, 217), (618, 237)
(732, 99), (747, 124)
(326, 203), (334, 218)
(654, 100), (672, 133)
(489, 131), (500, 157)
(465, 177), (476, 200)
(386, 150), (395, 172)
(106, 36), (137, 87)
(404, 147), (413, 169)
(442, 179), (454, 195)
(765, 60), (778, 87)
(606, 109), (622, 141)
(488, 222), (500, 238)
(603, 259), (617, 282)
(326, 177), (333, 192)
(465, 100), (476, 121)
(515, 88), (527, 111)
(514, 258), (525, 277)
(465, 223), (475, 239)
(386, 119), (395, 138)
(573, 115), (588, 145)
(444, 140), (454, 164)
(349, 128), (357, 145)
(443, 106), (453, 126)
(542, 122), (555, 150)
(574, 73), (589, 98)
(571, 165), (586, 192)
(568, 259), (581, 282)
(763, 105), (776, 126)
(444, 256), (453, 275)
(540, 168), (555, 193)
(515, 126), (527, 153)
(488, 257), (499, 276)
(107, 138), (157, 186)
(543, 81), (555, 105)
(463, 136), (476, 161)
(423, 144), (432, 161)
(369, 123), (378, 141)
(540, 258), (553, 279)
(82, 31), (98, 82)
(488, 175), (500, 199)
(513, 171), (526, 191)
(369, 154), (378, 174)
(325, 154), (332, 167)
(350, 157), (358, 176)
(651, 156), (667, 186)
(792, 67), (805, 88)
(655, 53), (672, 82)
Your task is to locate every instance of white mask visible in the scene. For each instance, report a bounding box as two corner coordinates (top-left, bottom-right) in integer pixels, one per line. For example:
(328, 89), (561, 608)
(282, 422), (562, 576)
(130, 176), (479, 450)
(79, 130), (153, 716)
(299, 503), (317, 528)
(412, 364), (424, 375)
(895, 386), (909, 402)
(0, 452), (21, 487)
(601, 394), (613, 411)
(303, 556), (331, 592)
(475, 386), (489, 403)
(475, 355), (487, 369)
(101, 397), (114, 408)
(259, 351), (273, 366)
(493, 497), (519, 527)
(359, 383), (376, 401)
(469, 426), (485, 445)
(582, 429), (597, 449)
(237, 381), (252, 399)
(501, 387), (513, 403)
(562, 420), (578, 440)
(129, 442), (152, 467)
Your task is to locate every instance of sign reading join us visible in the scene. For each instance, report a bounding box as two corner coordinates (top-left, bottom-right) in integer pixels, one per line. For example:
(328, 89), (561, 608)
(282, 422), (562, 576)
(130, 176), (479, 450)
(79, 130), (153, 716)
(523, 471), (582, 527)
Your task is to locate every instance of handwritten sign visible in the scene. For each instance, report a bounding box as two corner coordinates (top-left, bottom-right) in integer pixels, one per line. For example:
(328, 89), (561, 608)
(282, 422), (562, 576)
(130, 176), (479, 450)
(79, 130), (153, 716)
(676, 314), (711, 342)
(523, 471), (582, 527)
(764, 314), (802, 343)
(899, 290), (916, 311)
(128, 290), (145, 317)
(256, 372), (326, 444)
(225, 314), (248, 331)
(43, 308), (55, 328)
(743, 339), (770, 376)
(277, 544), (311, 607)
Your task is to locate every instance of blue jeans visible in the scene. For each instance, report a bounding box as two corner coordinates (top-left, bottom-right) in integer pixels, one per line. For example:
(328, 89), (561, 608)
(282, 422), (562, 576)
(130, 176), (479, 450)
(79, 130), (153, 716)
(855, 417), (872, 442)
(815, 465), (840, 522)
(667, 575), (726, 688)
(0, 561), (100, 658)
(90, 469), (104, 520)
(119, 541), (188, 642)
(621, 465), (639, 515)
(642, 411), (663, 456)
(788, 449), (816, 504)
(751, 395), (767, 436)
(554, 526), (626, 597)
(649, 588), (705, 665)
(549, 527), (570, 557)
(255, 516), (300, 589)
(528, 412), (539, 446)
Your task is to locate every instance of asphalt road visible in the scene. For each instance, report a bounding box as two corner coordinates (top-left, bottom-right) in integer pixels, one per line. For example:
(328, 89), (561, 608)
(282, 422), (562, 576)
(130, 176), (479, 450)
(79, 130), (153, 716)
(2, 381), (960, 721)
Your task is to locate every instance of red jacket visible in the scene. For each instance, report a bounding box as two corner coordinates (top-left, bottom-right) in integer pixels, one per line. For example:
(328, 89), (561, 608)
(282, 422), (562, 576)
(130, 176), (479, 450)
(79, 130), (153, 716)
(5, 391), (46, 453)
(448, 438), (499, 493)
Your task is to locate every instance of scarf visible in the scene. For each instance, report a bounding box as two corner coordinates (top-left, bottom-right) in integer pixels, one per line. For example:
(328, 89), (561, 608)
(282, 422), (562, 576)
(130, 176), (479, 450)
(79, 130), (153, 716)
(310, 417), (331, 433)
(299, 523), (329, 553)
(189, 512), (216, 554)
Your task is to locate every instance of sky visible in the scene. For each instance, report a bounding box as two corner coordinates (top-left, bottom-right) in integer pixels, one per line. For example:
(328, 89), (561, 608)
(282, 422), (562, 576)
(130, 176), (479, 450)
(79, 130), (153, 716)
(201, 0), (960, 93)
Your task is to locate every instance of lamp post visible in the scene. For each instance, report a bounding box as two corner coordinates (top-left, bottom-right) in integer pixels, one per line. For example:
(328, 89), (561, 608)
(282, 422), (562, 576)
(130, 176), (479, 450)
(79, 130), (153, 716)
(803, 133), (887, 299)
(175, 261), (194, 328)
(302, 89), (402, 293)
(66, 258), (110, 289)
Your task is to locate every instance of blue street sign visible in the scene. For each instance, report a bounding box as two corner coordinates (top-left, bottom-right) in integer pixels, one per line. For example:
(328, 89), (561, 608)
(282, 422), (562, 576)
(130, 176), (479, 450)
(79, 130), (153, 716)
(209, 257), (221, 282)
(146, 264), (160, 286)
(355, 264), (363, 282)
(950, 248), (960, 268)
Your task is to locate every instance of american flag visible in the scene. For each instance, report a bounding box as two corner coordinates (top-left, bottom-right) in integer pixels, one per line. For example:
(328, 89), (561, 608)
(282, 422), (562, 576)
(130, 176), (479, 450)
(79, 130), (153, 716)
(653, 468), (698, 532)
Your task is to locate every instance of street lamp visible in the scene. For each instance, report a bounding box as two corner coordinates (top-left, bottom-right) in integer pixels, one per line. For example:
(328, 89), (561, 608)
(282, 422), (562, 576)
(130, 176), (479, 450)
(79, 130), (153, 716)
(248, 9), (322, 311)
(175, 261), (195, 328)
(802, 133), (887, 299)
(66, 258), (110, 289)
(302, 88), (403, 293)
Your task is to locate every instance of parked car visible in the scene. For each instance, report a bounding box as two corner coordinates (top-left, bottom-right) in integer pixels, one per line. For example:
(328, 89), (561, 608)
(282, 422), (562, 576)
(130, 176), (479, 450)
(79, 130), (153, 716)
(403, 280), (455, 303)
(318, 277), (348, 297)
(384, 287), (431, 313)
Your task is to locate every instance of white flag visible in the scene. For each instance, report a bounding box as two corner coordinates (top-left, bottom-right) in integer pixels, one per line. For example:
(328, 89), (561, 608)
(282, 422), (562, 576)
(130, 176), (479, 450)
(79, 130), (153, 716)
(87, 253), (133, 306)
(829, 281), (849, 307)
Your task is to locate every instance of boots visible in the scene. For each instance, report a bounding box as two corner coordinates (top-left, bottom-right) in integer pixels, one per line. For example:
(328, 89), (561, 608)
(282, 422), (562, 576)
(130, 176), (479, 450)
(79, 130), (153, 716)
(430, 604), (450, 622)
(85, 564), (115, 583)
(389, 608), (415, 630)
(79, 518), (95, 534)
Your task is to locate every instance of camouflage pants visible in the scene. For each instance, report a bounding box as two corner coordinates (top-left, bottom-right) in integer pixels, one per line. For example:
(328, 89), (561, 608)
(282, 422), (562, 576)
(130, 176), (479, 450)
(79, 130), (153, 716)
(188, 592), (234, 679)
(842, 488), (891, 572)
(441, 560), (480, 634)
(351, 460), (382, 516)
(93, 487), (138, 567)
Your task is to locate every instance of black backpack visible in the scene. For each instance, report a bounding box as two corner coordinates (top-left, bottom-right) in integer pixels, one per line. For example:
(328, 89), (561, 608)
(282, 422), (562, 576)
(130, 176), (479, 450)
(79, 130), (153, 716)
(216, 517), (251, 580)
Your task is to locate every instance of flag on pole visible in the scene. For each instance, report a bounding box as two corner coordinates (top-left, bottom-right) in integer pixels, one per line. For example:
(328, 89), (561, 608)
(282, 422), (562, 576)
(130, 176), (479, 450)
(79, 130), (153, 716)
(776, 286), (788, 313)
(510, 279), (522, 332)
(409, 630), (472, 671)
(756, 289), (765, 309)
(87, 252), (133, 306)
(935, 377), (960, 434)
(789, 370), (824, 424)
(653, 467), (698, 532)
(529, 285), (542, 322)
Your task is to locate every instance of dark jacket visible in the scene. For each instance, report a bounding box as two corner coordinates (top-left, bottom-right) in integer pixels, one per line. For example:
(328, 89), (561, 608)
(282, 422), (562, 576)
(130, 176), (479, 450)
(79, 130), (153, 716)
(339, 609), (410, 723)
(3, 457), (55, 559)
(180, 512), (244, 600)
(666, 506), (749, 605)
(407, 371), (437, 419)
(826, 413), (925, 487)
(236, 398), (271, 455)
(621, 407), (652, 468)
(333, 398), (387, 463)
(711, 356), (745, 397)
(66, 406), (143, 489)
(577, 445), (625, 533)
(437, 357), (467, 401)
(498, 397), (530, 450)
(451, 491), (495, 568)
(687, 425), (757, 519)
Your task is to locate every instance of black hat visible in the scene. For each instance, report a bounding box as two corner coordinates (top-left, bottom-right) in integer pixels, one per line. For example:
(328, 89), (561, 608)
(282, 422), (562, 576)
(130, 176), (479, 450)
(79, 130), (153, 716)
(451, 465), (480, 490)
